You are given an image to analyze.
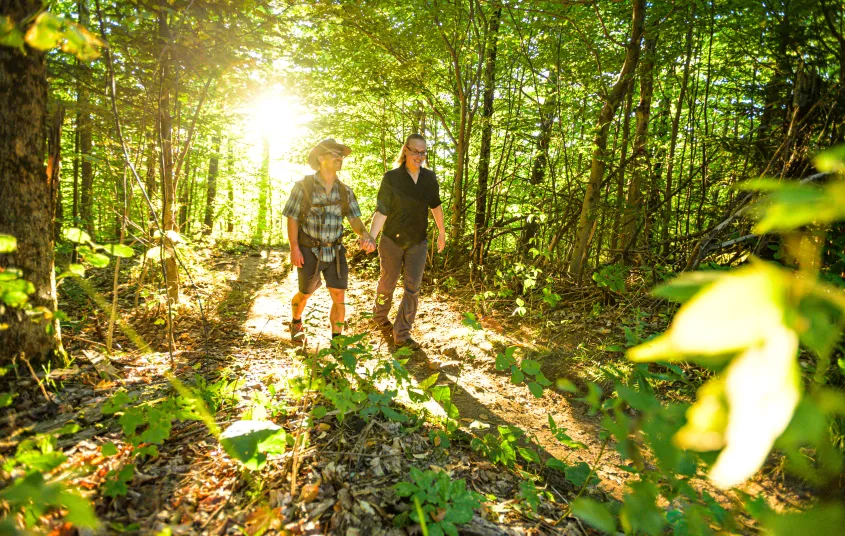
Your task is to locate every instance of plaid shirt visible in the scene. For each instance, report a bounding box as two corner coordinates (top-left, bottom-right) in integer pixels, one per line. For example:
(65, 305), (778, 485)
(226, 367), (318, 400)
(282, 172), (362, 262)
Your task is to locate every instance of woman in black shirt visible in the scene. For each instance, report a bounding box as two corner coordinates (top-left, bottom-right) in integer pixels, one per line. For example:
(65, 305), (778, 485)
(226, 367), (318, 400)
(368, 134), (446, 349)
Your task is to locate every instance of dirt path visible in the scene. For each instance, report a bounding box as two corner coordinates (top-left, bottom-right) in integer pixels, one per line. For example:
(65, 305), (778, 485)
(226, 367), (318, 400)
(10, 248), (800, 534)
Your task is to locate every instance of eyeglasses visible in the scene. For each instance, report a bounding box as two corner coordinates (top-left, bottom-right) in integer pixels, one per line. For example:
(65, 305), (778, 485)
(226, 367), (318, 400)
(405, 146), (427, 158)
(322, 151), (345, 159)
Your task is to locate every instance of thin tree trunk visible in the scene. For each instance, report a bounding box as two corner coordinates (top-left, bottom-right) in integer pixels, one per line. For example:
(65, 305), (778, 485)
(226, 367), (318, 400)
(611, 83), (634, 252)
(158, 5), (179, 303)
(569, 0), (645, 282)
(660, 1), (695, 257)
(78, 0), (94, 239)
(253, 136), (270, 245)
(621, 33), (656, 262)
(204, 134), (220, 235)
(227, 141), (234, 234)
(473, 7), (502, 266)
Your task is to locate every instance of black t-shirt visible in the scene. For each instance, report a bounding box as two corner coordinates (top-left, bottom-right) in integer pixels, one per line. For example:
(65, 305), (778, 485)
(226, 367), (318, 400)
(376, 165), (442, 248)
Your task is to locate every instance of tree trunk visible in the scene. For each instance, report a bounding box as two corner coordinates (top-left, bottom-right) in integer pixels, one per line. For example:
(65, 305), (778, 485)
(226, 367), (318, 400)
(204, 134), (220, 235)
(660, 1), (695, 258)
(0, 1), (65, 365)
(227, 141), (234, 234)
(620, 33), (657, 262)
(568, 0), (645, 282)
(77, 0), (95, 239)
(158, 5), (179, 303)
(253, 136), (270, 245)
(49, 107), (65, 244)
(611, 83), (634, 253)
(473, 7), (502, 266)
(521, 89), (557, 255)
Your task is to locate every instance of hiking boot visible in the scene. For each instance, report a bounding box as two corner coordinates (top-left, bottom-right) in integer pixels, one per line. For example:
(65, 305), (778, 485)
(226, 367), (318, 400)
(396, 337), (422, 351)
(290, 320), (305, 342)
(372, 318), (393, 332)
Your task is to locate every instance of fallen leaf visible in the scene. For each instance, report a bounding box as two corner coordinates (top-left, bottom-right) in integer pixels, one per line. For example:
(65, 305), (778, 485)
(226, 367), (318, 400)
(432, 508), (447, 522)
(298, 482), (320, 504)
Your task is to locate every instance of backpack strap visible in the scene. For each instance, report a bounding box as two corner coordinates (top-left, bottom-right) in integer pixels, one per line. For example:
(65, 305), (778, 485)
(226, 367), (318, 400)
(298, 175), (316, 223)
(298, 175), (351, 221)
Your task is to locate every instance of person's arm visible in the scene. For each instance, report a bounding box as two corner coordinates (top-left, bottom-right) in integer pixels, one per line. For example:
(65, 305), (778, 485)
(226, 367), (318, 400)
(430, 206), (446, 253)
(287, 217), (304, 267)
(348, 216), (376, 252)
(369, 211), (387, 240)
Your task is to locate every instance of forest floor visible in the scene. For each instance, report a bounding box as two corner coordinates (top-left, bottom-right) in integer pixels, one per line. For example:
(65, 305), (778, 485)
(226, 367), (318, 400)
(2, 245), (811, 535)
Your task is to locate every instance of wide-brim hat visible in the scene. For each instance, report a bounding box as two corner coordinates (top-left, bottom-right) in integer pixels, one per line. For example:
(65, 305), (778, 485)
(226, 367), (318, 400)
(307, 138), (352, 170)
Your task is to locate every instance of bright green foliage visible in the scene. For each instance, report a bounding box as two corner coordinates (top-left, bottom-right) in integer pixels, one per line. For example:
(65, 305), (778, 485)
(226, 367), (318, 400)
(219, 420), (291, 471)
(495, 347), (553, 398)
(571, 498), (616, 533)
(99, 390), (204, 495)
(1, 425), (96, 531)
(1, 472), (98, 530)
(592, 264), (627, 293)
(394, 467), (483, 536)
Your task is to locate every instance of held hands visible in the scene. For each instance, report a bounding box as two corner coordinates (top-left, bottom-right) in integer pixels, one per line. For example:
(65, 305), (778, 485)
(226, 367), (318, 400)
(290, 246), (305, 268)
(358, 233), (377, 254)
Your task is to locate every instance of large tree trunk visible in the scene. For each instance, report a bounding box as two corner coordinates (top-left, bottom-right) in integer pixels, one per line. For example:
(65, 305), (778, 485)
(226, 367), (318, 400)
(203, 134), (220, 235)
(620, 33), (657, 262)
(472, 7), (502, 266)
(158, 5), (179, 303)
(568, 0), (645, 282)
(0, 1), (65, 365)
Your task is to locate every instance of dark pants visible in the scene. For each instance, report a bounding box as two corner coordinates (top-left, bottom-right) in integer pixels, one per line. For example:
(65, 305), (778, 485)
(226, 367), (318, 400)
(373, 236), (427, 343)
(297, 244), (348, 294)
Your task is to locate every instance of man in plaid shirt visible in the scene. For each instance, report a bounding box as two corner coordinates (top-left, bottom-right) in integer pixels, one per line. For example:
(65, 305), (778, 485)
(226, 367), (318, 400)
(283, 139), (376, 341)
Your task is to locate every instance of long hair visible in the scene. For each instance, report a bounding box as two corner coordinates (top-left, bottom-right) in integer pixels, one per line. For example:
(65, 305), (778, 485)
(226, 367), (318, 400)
(395, 133), (427, 166)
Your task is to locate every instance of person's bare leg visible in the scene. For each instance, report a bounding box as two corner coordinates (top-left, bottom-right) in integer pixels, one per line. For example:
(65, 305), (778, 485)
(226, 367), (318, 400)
(328, 287), (346, 335)
(291, 292), (311, 321)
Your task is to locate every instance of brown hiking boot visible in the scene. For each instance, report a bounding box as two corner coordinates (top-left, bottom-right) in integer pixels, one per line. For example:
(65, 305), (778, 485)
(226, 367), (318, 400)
(290, 320), (305, 342)
(395, 338), (422, 351)
(372, 318), (393, 332)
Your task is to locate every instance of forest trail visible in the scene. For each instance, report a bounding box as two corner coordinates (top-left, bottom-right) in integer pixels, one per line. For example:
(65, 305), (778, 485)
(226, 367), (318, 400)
(9, 248), (803, 535)
(242, 249), (622, 489)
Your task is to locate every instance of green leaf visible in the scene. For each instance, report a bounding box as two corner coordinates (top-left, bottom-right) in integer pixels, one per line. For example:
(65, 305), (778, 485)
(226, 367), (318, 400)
(534, 370), (553, 386)
(24, 12), (64, 51)
(708, 326), (800, 489)
(651, 271), (723, 303)
(311, 405), (327, 419)
(101, 442), (118, 456)
(510, 368), (525, 384)
(629, 262), (788, 363)
(571, 498), (616, 533)
(102, 244), (134, 258)
(564, 461), (595, 488)
(814, 145), (845, 174)
(57, 490), (99, 528)
(219, 420), (282, 471)
(0, 392), (16, 408)
(763, 503), (845, 536)
(419, 373), (440, 391)
(520, 359), (541, 375)
(545, 458), (567, 472)
(83, 252), (110, 268)
(2, 290), (29, 307)
(555, 378), (578, 392)
(527, 381), (544, 398)
(62, 227), (92, 245)
(0, 234), (16, 253)
(394, 481), (417, 497)
(517, 447), (541, 464)
(66, 263), (86, 277)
